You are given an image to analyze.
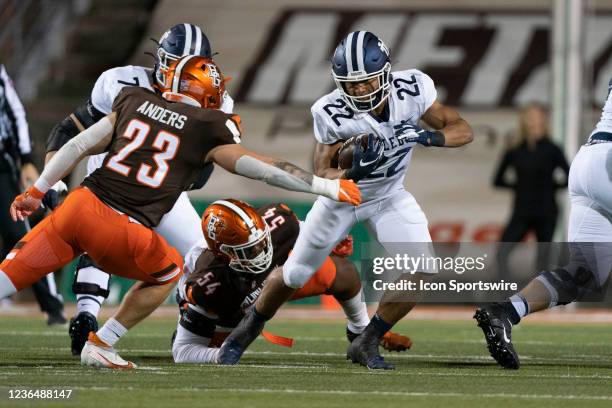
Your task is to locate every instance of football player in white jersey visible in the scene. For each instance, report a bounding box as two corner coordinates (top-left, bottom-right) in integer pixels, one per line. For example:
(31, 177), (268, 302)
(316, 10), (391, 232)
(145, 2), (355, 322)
(43, 23), (232, 356)
(475, 78), (612, 369)
(217, 31), (473, 369)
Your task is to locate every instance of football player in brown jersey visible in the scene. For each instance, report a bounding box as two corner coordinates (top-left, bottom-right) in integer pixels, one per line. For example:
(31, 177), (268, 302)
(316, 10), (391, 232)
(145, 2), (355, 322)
(172, 199), (411, 364)
(1, 56), (360, 368)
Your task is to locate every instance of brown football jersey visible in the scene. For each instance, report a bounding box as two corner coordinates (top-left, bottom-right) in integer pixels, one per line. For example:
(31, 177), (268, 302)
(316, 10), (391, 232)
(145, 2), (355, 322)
(83, 87), (240, 227)
(183, 203), (300, 328)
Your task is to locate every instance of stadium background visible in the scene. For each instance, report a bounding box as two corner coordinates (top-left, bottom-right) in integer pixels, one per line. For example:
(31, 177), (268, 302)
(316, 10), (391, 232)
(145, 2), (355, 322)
(1, 0), (611, 305)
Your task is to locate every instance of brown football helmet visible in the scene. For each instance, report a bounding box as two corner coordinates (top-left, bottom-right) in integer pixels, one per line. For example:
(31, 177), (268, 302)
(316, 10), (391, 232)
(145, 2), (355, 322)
(161, 55), (226, 109)
(201, 199), (272, 274)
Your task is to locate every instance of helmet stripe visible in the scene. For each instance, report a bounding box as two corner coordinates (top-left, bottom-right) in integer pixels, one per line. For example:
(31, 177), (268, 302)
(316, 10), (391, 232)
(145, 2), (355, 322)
(350, 31), (359, 73)
(213, 200), (255, 229)
(182, 23), (192, 56)
(355, 31), (366, 72)
(172, 55), (194, 93)
(188, 24), (197, 54)
(194, 25), (202, 55)
(345, 32), (355, 72)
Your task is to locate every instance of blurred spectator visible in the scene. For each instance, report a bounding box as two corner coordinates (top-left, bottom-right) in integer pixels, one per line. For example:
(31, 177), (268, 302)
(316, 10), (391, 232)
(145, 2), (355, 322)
(494, 103), (570, 273)
(0, 63), (66, 325)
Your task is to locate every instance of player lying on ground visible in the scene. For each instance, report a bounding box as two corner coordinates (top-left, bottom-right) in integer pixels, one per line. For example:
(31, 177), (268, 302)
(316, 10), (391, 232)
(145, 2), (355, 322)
(0, 56), (360, 369)
(172, 200), (411, 363)
(216, 30), (473, 369)
(474, 78), (612, 370)
(42, 23), (233, 356)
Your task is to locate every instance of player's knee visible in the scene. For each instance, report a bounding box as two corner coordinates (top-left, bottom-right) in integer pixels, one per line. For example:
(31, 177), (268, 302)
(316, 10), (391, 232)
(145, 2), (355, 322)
(535, 267), (594, 306)
(73, 255), (111, 298)
(283, 258), (318, 289)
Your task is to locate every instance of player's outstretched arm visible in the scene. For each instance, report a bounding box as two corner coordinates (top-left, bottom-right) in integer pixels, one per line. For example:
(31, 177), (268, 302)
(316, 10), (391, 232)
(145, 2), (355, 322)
(421, 100), (473, 147)
(45, 100), (106, 165)
(10, 114), (115, 221)
(313, 141), (347, 179)
(207, 144), (361, 205)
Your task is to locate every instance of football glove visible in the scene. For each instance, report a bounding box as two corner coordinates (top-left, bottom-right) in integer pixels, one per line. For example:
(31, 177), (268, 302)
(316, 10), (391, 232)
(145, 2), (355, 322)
(345, 133), (384, 181)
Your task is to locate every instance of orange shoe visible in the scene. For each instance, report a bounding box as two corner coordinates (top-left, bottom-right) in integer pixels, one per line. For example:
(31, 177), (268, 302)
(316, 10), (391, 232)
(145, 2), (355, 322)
(81, 332), (137, 369)
(380, 331), (412, 352)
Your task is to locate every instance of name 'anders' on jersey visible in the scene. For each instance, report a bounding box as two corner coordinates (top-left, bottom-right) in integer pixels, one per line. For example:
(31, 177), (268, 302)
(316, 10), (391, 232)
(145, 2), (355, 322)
(311, 69), (437, 201)
(136, 101), (187, 130)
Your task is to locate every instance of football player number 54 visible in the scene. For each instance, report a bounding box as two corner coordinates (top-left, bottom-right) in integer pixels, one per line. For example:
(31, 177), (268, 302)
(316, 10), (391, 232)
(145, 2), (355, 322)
(106, 119), (179, 188)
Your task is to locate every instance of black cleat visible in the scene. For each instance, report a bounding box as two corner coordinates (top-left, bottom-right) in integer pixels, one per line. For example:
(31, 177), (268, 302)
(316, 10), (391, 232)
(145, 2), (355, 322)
(68, 312), (98, 356)
(474, 305), (520, 369)
(346, 329), (395, 370)
(346, 327), (359, 343)
(217, 308), (265, 365)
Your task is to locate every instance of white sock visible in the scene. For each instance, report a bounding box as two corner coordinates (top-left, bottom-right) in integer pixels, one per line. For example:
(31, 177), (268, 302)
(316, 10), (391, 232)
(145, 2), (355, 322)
(0, 270), (17, 299)
(509, 294), (528, 318)
(96, 318), (128, 347)
(76, 295), (104, 317)
(339, 290), (370, 334)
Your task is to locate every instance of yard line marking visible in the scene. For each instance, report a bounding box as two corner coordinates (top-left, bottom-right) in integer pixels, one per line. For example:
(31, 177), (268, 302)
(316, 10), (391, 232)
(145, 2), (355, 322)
(39, 386), (612, 401)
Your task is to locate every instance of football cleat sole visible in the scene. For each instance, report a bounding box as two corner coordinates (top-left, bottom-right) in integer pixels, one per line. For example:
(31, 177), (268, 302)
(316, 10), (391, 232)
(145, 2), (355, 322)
(474, 308), (520, 369)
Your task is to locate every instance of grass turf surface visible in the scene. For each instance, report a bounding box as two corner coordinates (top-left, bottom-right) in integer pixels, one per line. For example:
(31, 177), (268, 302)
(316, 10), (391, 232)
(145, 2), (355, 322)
(0, 313), (611, 407)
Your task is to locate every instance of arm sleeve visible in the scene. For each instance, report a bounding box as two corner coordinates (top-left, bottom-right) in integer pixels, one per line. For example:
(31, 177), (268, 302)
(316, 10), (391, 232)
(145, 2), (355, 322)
(1, 65), (31, 162)
(34, 116), (114, 193)
(493, 151), (514, 188)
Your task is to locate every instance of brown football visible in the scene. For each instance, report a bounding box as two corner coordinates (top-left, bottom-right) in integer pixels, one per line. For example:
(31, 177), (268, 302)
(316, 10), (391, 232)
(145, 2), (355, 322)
(336, 134), (369, 169)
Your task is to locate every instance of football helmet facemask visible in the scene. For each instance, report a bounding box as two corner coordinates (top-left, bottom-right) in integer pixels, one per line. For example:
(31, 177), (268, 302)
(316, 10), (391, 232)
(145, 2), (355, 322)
(331, 31), (391, 113)
(202, 199), (273, 274)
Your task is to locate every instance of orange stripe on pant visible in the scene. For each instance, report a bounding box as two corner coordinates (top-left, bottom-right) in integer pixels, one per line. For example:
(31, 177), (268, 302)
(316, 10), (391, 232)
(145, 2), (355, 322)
(290, 255), (337, 300)
(0, 187), (183, 290)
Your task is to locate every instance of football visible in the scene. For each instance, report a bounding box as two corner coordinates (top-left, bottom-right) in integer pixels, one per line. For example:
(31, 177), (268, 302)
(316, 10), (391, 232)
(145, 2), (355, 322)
(335, 134), (369, 169)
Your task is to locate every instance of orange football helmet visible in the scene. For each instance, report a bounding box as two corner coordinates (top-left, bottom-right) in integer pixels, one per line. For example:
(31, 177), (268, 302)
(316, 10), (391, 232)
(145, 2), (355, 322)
(162, 55), (225, 109)
(202, 199), (272, 274)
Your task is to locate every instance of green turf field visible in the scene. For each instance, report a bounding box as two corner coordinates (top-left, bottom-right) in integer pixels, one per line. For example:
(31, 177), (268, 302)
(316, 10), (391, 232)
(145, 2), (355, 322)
(0, 314), (611, 408)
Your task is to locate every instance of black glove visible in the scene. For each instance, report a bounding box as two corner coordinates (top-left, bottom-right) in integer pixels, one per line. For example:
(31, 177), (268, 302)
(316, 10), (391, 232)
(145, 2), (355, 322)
(345, 133), (384, 181)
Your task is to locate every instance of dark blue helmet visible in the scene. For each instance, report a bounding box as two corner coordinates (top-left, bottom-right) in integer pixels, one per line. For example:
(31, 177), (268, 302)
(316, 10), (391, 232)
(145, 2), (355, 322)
(331, 31), (391, 112)
(155, 23), (212, 86)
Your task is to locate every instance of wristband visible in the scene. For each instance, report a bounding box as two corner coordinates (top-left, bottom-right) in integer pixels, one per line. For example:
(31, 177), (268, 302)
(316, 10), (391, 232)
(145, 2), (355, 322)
(27, 186), (45, 199)
(419, 130), (445, 147)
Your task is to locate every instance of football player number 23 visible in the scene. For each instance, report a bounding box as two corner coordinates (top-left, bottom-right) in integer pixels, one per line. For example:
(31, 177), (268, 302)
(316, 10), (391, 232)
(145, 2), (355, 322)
(106, 119), (180, 188)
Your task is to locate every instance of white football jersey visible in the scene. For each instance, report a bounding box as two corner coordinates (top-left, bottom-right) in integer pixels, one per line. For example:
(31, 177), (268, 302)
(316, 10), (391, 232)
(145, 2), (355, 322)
(86, 65), (234, 174)
(589, 79), (612, 138)
(311, 69), (437, 202)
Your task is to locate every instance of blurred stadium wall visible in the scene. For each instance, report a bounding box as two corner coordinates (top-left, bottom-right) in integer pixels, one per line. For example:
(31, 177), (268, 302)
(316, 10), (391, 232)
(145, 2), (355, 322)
(2, 0), (611, 302)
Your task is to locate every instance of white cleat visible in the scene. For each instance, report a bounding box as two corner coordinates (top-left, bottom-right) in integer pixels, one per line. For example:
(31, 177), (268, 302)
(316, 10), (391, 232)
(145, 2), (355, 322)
(80, 332), (136, 369)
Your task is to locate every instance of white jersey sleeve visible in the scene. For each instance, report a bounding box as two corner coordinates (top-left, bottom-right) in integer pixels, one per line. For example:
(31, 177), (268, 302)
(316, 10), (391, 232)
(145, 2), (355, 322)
(311, 92), (346, 145)
(391, 69), (437, 118)
(90, 66), (154, 115)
